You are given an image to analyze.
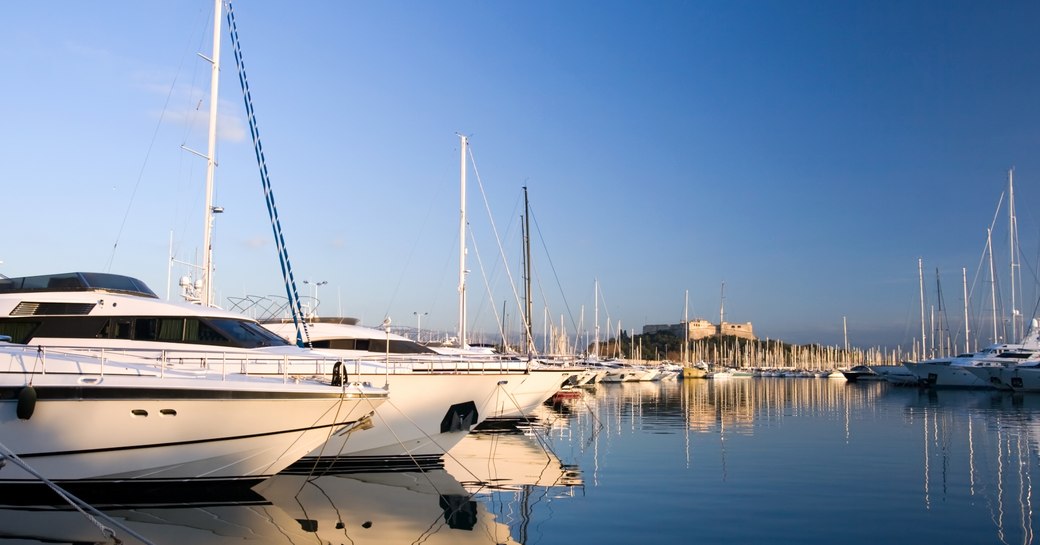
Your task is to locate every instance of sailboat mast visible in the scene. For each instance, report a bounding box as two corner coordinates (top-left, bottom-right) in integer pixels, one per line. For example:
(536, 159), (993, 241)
(522, 185), (533, 356)
(987, 228), (998, 343)
(962, 267), (970, 354)
(843, 316), (848, 353)
(719, 281), (725, 331)
(918, 258), (926, 359)
(200, 0), (222, 307)
(1008, 168), (1019, 341)
(457, 134), (468, 348)
(683, 289), (689, 364)
(594, 279), (600, 358)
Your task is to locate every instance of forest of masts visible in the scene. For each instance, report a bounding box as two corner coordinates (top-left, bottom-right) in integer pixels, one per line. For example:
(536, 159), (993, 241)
(581, 333), (900, 369)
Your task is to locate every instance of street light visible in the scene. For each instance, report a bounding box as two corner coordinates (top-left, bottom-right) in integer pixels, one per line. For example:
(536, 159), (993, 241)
(302, 280), (328, 318)
(413, 311), (428, 343)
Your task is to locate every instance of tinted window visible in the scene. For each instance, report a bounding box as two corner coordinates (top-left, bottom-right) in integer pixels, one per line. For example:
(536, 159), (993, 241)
(134, 319), (158, 341)
(185, 319), (227, 344)
(158, 318), (184, 341)
(0, 321), (40, 344)
(207, 318), (289, 348)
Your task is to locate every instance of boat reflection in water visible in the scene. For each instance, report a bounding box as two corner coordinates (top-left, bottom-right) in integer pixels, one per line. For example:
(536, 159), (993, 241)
(443, 404), (584, 544)
(0, 485), (309, 544)
(0, 469), (521, 545)
(902, 388), (1040, 545)
(258, 470), (520, 545)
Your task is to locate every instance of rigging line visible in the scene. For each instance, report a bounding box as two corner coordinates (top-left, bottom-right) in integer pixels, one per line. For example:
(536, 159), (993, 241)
(361, 396), (457, 490)
(0, 440), (157, 545)
(528, 207), (579, 336)
(105, 7), (209, 273)
(436, 381), (520, 484)
(469, 226), (510, 351)
(225, 1), (310, 347)
(468, 147), (532, 355)
(266, 393), (359, 477)
(295, 390), (360, 484)
(380, 183), (439, 323)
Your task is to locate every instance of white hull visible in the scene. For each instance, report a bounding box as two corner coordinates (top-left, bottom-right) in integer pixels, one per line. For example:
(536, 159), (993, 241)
(1004, 366), (1040, 392)
(290, 372), (517, 471)
(966, 365), (1040, 392)
(906, 359), (990, 389)
(0, 345), (383, 484)
(490, 368), (574, 418)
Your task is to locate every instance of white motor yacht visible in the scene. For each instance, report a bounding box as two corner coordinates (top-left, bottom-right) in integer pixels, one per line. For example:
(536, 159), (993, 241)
(0, 272), (394, 479)
(247, 306), (571, 464)
(0, 341), (384, 488)
(262, 318), (554, 471)
(906, 321), (1040, 389)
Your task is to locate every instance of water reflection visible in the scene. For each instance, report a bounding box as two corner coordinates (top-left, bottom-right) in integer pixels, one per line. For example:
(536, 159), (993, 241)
(0, 415), (583, 544)
(13, 379), (1040, 545)
(0, 470), (521, 545)
(895, 388), (1040, 545)
(0, 491), (308, 544)
(258, 470), (519, 544)
(444, 416), (585, 545)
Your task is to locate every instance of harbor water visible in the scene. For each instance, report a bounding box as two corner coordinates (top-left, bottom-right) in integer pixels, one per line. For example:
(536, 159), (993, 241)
(5, 378), (1039, 544)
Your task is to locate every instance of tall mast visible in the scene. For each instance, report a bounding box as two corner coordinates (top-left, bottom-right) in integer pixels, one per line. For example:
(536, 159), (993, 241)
(843, 316), (849, 353)
(987, 228), (998, 343)
(934, 268), (945, 357)
(918, 258), (926, 359)
(1008, 168), (1020, 341)
(962, 267), (970, 354)
(457, 134), (468, 348)
(200, 0), (222, 307)
(594, 278), (600, 358)
(719, 281), (725, 331)
(522, 186), (533, 356)
(683, 289), (689, 364)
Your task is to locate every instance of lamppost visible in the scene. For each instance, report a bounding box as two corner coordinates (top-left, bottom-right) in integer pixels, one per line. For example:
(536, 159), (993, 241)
(302, 280), (328, 316)
(413, 311), (428, 343)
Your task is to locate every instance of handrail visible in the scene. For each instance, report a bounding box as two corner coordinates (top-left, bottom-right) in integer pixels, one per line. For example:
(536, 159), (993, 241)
(0, 343), (537, 380)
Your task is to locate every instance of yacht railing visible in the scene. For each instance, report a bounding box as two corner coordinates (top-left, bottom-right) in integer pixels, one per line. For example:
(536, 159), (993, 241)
(3, 344), (534, 383)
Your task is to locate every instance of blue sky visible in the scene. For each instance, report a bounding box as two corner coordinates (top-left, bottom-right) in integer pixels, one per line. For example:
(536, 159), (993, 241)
(2, 1), (1039, 351)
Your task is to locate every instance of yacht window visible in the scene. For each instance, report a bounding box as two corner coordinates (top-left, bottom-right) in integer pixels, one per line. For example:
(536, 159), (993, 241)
(0, 321), (40, 344)
(388, 339), (436, 354)
(365, 339), (387, 353)
(158, 318), (184, 341)
(207, 318), (289, 348)
(115, 320), (132, 339)
(134, 319), (158, 341)
(326, 339), (357, 350)
(184, 319), (226, 344)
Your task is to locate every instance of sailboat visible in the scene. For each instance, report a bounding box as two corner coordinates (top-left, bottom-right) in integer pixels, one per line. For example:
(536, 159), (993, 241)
(907, 171), (1039, 389)
(680, 290), (709, 379)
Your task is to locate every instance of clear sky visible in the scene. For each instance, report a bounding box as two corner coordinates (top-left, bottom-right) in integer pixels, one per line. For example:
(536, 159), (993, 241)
(2, 1), (1039, 352)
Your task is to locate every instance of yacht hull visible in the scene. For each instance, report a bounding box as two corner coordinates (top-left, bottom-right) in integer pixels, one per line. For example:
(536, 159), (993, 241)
(0, 347), (382, 484)
(287, 372), (518, 472)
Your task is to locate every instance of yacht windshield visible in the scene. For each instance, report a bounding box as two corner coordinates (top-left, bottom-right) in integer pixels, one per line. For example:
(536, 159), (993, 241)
(209, 318), (291, 348)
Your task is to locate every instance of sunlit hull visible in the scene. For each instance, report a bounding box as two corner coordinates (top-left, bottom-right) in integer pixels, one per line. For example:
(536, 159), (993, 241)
(0, 345), (384, 485)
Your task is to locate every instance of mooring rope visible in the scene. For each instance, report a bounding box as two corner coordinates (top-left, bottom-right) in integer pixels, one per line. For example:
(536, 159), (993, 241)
(0, 440), (156, 545)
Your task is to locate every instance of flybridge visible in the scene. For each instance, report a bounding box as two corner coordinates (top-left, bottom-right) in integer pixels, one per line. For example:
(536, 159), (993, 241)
(0, 272), (158, 299)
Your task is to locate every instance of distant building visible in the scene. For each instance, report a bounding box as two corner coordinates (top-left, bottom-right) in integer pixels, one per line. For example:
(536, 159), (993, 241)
(642, 319), (756, 341)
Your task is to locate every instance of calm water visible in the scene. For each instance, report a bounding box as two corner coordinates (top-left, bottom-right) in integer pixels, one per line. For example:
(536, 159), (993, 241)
(6, 378), (1040, 544)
